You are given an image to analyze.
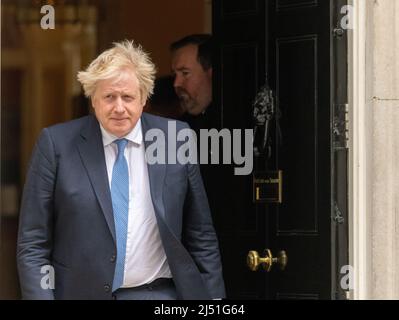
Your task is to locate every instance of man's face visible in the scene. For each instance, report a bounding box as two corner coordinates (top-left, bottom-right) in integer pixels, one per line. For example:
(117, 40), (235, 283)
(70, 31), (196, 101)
(171, 44), (212, 116)
(92, 71), (145, 137)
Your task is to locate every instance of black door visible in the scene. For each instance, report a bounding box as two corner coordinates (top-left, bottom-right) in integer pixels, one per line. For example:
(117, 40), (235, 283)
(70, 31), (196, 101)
(212, 0), (348, 299)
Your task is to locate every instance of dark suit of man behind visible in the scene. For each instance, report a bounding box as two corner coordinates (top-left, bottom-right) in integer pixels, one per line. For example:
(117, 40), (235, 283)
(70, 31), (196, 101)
(17, 40), (225, 300)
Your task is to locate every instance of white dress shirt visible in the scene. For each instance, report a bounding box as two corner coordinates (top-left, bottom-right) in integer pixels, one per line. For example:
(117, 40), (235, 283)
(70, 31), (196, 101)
(100, 119), (172, 288)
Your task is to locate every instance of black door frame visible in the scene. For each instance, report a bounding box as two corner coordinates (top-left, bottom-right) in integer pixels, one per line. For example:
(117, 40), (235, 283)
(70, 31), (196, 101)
(330, 0), (349, 300)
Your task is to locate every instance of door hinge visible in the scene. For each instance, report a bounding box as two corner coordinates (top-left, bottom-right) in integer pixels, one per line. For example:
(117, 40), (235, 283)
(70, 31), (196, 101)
(333, 104), (349, 150)
(333, 28), (345, 38)
(333, 202), (345, 224)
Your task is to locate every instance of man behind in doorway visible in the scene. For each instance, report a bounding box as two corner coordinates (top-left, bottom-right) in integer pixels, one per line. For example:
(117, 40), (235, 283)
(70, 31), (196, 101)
(17, 40), (225, 300)
(171, 34), (227, 251)
(170, 34), (219, 132)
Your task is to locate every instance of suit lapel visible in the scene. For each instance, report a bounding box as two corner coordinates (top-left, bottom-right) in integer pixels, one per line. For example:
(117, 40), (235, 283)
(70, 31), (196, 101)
(140, 114), (209, 298)
(141, 113), (167, 220)
(77, 115), (116, 243)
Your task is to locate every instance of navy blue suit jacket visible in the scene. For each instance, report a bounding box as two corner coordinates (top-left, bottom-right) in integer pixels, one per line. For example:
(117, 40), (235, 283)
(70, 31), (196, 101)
(17, 113), (225, 300)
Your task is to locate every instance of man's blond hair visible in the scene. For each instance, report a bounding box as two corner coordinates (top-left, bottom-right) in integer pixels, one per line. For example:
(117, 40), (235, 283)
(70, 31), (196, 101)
(77, 40), (156, 103)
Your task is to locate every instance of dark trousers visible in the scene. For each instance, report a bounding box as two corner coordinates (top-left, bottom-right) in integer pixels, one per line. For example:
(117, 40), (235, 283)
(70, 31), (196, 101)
(112, 278), (177, 300)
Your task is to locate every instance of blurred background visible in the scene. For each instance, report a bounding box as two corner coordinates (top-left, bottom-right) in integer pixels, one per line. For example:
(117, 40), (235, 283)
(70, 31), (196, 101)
(0, 0), (211, 299)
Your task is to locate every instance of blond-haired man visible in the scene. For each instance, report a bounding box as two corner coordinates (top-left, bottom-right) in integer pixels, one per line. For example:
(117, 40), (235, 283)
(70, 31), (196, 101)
(17, 40), (225, 300)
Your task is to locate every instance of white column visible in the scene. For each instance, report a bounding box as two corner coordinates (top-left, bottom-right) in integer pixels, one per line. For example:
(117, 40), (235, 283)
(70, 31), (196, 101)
(349, 0), (372, 300)
(350, 0), (399, 300)
(369, 0), (399, 300)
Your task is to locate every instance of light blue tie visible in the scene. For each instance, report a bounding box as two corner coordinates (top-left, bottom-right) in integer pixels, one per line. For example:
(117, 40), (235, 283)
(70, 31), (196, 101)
(111, 139), (129, 291)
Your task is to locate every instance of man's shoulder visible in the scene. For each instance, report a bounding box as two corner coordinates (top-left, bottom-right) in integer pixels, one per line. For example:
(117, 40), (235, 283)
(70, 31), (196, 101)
(43, 115), (94, 142)
(46, 115), (93, 134)
(32, 115), (94, 154)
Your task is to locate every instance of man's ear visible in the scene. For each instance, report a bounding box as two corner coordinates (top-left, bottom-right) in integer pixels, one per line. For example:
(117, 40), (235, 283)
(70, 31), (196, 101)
(90, 95), (97, 110)
(90, 98), (96, 114)
(140, 91), (147, 107)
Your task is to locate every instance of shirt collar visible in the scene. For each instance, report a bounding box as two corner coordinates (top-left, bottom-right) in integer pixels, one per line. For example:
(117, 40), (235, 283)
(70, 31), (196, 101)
(100, 118), (143, 147)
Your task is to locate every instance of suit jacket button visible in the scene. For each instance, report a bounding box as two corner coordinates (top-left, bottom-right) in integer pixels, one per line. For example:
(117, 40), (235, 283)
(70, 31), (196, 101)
(110, 255), (116, 263)
(104, 284), (110, 292)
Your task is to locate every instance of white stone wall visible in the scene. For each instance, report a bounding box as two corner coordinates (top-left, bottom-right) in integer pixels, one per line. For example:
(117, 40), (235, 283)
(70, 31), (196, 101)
(367, 0), (399, 299)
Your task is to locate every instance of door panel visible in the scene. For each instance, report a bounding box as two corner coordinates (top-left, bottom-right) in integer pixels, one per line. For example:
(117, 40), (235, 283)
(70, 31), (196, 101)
(212, 0), (345, 299)
(276, 35), (318, 234)
(268, 0), (333, 299)
(213, 0), (268, 300)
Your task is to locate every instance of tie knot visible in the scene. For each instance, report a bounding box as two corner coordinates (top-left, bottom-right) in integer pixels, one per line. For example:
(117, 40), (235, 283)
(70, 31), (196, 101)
(114, 139), (128, 159)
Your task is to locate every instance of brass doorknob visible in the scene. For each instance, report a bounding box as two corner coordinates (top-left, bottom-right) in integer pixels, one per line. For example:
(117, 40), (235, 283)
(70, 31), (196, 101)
(247, 249), (288, 272)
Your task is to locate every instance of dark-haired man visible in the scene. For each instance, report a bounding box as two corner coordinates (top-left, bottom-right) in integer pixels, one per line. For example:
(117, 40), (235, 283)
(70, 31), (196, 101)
(171, 34), (218, 132)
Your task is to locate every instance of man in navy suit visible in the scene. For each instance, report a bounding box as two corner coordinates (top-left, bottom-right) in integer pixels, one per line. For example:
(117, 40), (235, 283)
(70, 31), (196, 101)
(17, 40), (225, 300)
